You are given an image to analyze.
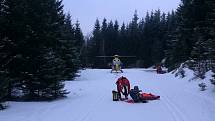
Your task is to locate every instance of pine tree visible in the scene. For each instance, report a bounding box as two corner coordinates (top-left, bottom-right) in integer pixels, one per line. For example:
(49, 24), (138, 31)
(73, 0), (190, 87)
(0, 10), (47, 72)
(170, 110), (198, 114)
(88, 19), (101, 67)
(129, 10), (140, 56)
(101, 18), (107, 59)
(142, 12), (153, 67)
(113, 20), (119, 54)
(137, 18), (144, 58)
(206, 0), (215, 61)
(151, 9), (165, 64)
(167, 0), (196, 70)
(0, 0), (7, 93)
(74, 20), (84, 67)
(1, 0), (28, 99)
(0, 0), (14, 106)
(119, 22), (127, 55)
(2, 0), (73, 100)
(60, 13), (80, 80)
(188, 0), (215, 79)
(74, 20), (84, 51)
(0, 37), (10, 108)
(37, 48), (68, 99)
(86, 10), (181, 69)
(35, 0), (72, 99)
(204, 0), (215, 85)
(106, 20), (114, 56)
(165, 11), (178, 70)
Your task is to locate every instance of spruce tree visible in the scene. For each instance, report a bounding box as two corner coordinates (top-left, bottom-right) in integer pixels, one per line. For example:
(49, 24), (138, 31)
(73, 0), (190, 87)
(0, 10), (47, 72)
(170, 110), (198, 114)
(60, 14), (80, 80)
(74, 20), (84, 51)
(106, 20), (114, 56)
(142, 12), (153, 67)
(151, 10), (165, 64)
(89, 19), (101, 67)
(1, 0), (28, 99)
(167, 0), (196, 70)
(165, 11), (178, 70)
(37, 48), (68, 99)
(100, 18), (108, 60)
(86, 9), (184, 69)
(2, 0), (73, 100)
(74, 20), (84, 67)
(35, 0), (71, 98)
(0, 37), (9, 108)
(204, 0), (215, 85)
(113, 20), (119, 54)
(119, 22), (127, 55)
(129, 10), (139, 56)
(0, 0), (7, 105)
(137, 18), (145, 61)
(185, 0), (215, 79)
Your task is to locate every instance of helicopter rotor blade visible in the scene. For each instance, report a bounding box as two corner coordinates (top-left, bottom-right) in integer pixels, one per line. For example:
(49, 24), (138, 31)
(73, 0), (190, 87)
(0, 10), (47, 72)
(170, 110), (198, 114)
(95, 55), (136, 58)
(118, 56), (136, 58)
(95, 56), (113, 58)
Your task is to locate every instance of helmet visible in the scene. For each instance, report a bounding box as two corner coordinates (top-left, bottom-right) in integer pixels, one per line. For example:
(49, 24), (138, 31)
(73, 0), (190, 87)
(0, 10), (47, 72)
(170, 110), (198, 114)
(134, 86), (139, 91)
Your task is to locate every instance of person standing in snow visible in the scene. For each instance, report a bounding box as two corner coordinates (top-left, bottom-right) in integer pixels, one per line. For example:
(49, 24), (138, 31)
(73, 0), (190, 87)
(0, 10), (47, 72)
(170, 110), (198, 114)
(156, 64), (162, 74)
(116, 76), (130, 100)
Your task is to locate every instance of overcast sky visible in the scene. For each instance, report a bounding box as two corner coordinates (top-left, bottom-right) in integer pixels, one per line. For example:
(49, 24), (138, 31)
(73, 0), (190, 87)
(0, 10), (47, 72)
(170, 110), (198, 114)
(63, 0), (181, 35)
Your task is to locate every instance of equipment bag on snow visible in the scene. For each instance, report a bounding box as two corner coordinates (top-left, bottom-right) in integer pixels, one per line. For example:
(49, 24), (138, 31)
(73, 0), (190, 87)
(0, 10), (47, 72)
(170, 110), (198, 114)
(112, 90), (119, 101)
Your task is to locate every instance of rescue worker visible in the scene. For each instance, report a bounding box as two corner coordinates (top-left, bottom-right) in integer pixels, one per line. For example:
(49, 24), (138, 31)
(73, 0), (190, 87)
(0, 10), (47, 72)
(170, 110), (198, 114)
(156, 64), (162, 74)
(116, 76), (130, 100)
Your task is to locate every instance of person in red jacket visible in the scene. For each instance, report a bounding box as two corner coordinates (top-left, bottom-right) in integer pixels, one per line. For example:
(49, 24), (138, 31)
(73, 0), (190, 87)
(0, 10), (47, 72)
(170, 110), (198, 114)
(116, 76), (130, 100)
(156, 64), (162, 74)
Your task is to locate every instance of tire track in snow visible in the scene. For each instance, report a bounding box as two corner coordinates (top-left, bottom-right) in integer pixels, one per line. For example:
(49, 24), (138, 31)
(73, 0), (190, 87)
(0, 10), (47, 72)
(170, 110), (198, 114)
(73, 70), (119, 121)
(139, 70), (190, 121)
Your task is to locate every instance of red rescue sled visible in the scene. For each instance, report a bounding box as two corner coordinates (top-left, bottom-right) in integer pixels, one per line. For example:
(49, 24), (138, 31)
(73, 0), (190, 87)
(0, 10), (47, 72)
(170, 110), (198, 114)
(141, 93), (160, 100)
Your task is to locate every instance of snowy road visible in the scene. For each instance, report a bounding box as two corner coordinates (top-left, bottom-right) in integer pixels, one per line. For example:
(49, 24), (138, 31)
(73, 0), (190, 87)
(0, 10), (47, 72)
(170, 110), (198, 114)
(1, 69), (215, 121)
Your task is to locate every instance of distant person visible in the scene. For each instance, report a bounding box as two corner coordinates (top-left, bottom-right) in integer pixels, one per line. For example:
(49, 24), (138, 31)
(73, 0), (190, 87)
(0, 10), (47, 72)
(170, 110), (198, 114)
(156, 64), (162, 74)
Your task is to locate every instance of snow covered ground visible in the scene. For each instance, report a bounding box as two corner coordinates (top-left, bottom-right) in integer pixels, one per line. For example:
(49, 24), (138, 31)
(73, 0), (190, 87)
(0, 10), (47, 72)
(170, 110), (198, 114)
(1, 68), (215, 121)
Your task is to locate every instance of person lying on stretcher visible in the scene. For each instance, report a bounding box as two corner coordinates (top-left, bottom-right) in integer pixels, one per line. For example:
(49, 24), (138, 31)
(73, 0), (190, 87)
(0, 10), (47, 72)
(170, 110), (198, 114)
(129, 86), (160, 103)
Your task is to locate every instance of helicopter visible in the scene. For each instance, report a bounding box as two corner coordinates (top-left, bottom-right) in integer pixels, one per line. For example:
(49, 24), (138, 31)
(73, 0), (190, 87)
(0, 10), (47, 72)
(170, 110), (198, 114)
(96, 55), (135, 73)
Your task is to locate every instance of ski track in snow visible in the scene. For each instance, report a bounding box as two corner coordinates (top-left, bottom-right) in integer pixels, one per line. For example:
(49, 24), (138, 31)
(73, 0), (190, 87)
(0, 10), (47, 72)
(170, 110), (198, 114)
(147, 75), (189, 121)
(0, 69), (215, 121)
(139, 70), (189, 121)
(157, 89), (188, 121)
(77, 88), (106, 121)
(151, 72), (215, 121)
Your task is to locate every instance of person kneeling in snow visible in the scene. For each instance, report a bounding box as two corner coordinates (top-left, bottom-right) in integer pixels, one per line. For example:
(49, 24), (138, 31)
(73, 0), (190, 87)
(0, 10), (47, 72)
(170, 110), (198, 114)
(116, 76), (130, 100)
